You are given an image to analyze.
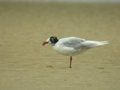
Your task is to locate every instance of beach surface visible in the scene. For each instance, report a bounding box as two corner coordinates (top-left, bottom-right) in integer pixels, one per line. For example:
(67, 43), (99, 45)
(0, 2), (120, 90)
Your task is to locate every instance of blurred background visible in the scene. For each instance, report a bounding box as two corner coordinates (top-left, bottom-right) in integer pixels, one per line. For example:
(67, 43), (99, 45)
(0, 0), (120, 3)
(0, 0), (120, 90)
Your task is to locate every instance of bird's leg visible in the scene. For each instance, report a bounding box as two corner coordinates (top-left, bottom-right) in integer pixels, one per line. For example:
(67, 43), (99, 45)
(69, 56), (72, 68)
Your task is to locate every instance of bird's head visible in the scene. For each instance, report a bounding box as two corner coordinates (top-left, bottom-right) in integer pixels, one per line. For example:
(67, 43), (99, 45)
(42, 36), (59, 46)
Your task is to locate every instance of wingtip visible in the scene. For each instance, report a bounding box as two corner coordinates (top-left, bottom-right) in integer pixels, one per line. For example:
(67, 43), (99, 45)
(102, 41), (109, 45)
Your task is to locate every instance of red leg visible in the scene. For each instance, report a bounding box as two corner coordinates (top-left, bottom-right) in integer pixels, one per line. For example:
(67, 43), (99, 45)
(69, 56), (72, 68)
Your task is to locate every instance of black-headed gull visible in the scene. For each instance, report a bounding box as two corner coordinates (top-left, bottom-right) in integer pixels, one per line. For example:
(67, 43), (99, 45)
(43, 36), (108, 68)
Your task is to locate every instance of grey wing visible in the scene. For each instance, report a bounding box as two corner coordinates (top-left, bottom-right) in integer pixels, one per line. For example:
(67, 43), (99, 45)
(61, 37), (85, 49)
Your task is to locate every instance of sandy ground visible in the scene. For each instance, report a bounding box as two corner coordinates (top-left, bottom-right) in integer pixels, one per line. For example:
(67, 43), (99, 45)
(0, 2), (120, 90)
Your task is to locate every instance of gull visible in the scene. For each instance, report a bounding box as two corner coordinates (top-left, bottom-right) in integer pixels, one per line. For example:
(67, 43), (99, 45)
(42, 36), (108, 68)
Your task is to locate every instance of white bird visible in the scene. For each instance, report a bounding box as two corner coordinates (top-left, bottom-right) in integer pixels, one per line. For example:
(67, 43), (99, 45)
(42, 36), (108, 68)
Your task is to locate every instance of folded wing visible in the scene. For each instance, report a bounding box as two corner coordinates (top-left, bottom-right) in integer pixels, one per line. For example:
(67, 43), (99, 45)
(60, 37), (108, 49)
(61, 37), (85, 49)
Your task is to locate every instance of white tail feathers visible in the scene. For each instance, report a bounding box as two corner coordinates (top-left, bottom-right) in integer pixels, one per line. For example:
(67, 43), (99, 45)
(82, 41), (109, 48)
(96, 41), (109, 46)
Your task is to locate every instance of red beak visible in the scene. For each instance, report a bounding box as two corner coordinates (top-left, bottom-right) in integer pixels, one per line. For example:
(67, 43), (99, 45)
(42, 41), (48, 45)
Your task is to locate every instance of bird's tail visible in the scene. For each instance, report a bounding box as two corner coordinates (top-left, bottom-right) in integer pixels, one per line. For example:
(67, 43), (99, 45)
(82, 41), (109, 48)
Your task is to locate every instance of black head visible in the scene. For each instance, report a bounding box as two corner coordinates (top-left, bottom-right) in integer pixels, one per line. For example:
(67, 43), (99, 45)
(49, 36), (58, 44)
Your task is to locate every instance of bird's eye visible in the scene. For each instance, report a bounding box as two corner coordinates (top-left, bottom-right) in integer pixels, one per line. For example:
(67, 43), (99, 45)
(50, 38), (54, 42)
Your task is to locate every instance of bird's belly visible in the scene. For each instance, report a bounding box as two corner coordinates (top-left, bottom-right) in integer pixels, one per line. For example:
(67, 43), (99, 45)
(53, 46), (82, 56)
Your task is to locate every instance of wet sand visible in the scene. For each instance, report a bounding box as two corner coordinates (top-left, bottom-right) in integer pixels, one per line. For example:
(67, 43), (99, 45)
(0, 2), (120, 90)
